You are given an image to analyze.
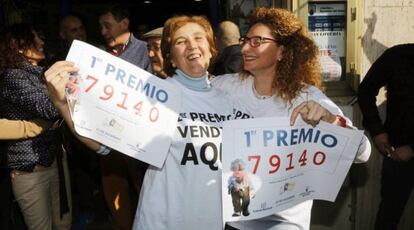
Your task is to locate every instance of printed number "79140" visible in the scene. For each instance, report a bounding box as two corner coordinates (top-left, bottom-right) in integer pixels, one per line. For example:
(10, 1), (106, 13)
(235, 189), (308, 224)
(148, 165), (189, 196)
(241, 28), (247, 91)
(84, 75), (159, 122)
(248, 149), (326, 174)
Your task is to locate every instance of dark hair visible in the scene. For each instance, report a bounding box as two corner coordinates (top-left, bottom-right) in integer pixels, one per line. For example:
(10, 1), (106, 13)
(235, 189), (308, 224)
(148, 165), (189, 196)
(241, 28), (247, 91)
(161, 15), (217, 76)
(0, 23), (37, 71)
(101, 4), (130, 22)
(59, 13), (86, 31)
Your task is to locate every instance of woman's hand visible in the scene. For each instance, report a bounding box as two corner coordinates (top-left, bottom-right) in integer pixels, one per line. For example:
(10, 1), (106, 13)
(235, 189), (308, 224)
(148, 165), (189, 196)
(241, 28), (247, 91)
(44, 61), (78, 109)
(290, 100), (337, 127)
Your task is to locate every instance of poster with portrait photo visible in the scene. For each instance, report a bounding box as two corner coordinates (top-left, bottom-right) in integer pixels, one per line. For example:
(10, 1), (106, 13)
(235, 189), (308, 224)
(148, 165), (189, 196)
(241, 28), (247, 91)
(222, 117), (364, 222)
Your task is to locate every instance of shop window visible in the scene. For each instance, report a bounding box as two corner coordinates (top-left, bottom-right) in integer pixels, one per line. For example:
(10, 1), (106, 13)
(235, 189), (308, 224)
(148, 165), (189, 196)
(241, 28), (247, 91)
(308, 2), (346, 82)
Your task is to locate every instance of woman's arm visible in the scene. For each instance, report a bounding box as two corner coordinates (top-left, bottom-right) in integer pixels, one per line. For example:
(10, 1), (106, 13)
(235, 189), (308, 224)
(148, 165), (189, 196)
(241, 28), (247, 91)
(0, 118), (52, 140)
(2, 69), (60, 120)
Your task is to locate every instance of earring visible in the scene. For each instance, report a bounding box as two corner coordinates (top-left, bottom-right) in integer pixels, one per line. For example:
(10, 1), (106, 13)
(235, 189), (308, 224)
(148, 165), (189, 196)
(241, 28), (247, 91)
(171, 63), (176, 68)
(18, 50), (23, 54)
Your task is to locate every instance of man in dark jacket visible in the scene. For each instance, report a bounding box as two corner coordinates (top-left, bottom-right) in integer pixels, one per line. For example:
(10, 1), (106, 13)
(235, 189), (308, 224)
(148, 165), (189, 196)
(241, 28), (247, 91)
(358, 43), (414, 230)
(212, 21), (243, 76)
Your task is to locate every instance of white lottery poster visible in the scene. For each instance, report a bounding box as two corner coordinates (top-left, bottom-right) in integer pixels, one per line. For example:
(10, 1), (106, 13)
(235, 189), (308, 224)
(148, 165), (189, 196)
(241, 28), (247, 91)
(66, 40), (181, 168)
(222, 117), (363, 222)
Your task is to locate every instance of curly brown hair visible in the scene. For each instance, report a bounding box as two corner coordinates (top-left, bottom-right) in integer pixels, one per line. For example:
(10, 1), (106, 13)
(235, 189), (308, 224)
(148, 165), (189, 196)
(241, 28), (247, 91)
(161, 15), (217, 76)
(242, 7), (322, 104)
(0, 23), (37, 72)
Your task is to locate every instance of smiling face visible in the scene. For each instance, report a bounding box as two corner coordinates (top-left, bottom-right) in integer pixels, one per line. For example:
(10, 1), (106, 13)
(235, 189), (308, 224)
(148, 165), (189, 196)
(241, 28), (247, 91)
(241, 23), (284, 77)
(147, 37), (164, 75)
(169, 23), (212, 77)
(24, 30), (45, 65)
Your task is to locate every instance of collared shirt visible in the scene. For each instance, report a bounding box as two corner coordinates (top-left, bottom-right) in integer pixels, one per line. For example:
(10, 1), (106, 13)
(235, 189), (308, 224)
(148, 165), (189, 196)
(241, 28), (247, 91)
(0, 62), (61, 171)
(110, 33), (152, 72)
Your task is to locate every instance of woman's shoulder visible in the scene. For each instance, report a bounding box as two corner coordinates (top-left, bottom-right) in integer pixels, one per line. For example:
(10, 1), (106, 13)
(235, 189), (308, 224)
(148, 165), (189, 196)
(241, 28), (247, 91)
(211, 73), (240, 85)
(2, 68), (22, 75)
(211, 73), (250, 91)
(1, 68), (26, 81)
(301, 85), (327, 100)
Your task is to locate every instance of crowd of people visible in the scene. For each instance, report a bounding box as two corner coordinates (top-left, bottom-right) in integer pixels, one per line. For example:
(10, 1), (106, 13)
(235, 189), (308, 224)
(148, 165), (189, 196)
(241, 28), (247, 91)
(0, 3), (411, 230)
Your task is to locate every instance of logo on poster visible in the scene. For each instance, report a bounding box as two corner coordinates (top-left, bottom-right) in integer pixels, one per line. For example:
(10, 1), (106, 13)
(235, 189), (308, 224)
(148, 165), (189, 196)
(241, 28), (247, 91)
(299, 186), (315, 197)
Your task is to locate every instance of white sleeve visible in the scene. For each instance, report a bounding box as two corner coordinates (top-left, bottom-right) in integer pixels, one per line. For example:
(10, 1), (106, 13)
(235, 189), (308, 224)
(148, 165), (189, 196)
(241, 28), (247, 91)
(353, 135), (371, 163)
(210, 73), (239, 93)
(308, 87), (371, 163)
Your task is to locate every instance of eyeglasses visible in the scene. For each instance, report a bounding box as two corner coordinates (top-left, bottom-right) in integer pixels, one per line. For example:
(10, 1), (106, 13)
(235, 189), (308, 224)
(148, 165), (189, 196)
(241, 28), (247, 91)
(239, 36), (278, 47)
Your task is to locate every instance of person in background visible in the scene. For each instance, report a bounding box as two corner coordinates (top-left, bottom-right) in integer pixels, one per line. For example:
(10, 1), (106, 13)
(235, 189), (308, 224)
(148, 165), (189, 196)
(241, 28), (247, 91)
(49, 14), (101, 229)
(98, 4), (150, 229)
(99, 4), (151, 71)
(59, 15), (87, 54)
(142, 27), (167, 78)
(0, 23), (71, 230)
(134, 24), (150, 40)
(358, 44), (414, 230)
(211, 20), (243, 76)
(47, 14), (87, 64)
(212, 7), (371, 230)
(60, 14), (87, 42)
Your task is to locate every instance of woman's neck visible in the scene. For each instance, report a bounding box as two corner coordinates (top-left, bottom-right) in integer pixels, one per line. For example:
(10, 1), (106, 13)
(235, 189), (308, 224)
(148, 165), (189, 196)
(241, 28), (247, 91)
(174, 69), (211, 92)
(28, 59), (38, 66)
(252, 70), (275, 96)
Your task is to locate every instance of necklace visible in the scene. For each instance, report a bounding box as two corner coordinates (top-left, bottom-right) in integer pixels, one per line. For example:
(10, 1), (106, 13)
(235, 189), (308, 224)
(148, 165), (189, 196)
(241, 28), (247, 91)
(252, 83), (273, 100)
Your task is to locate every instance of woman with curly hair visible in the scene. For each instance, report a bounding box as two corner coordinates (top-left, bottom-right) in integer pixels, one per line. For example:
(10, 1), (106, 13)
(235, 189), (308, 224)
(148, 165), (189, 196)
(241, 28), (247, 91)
(213, 7), (371, 230)
(0, 23), (71, 230)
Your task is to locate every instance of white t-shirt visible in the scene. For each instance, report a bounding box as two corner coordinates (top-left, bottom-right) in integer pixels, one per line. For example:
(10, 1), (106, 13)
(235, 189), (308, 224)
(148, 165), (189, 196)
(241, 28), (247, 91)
(133, 77), (234, 230)
(211, 73), (371, 230)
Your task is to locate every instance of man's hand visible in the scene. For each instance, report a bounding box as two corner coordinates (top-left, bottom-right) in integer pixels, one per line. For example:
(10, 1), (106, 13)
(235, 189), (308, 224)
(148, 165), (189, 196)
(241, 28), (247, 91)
(392, 145), (414, 161)
(373, 133), (394, 156)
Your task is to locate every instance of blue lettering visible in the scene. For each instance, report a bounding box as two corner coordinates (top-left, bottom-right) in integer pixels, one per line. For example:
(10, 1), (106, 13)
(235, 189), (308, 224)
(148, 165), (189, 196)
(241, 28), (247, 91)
(127, 74), (137, 88)
(156, 90), (168, 103)
(105, 64), (116, 75)
(90, 56), (97, 68)
(116, 69), (126, 84)
(276, 130), (288, 146)
(321, 134), (337, 148)
(299, 128), (313, 143)
(313, 130), (321, 143)
(263, 130), (273, 147)
(291, 129), (298, 145)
